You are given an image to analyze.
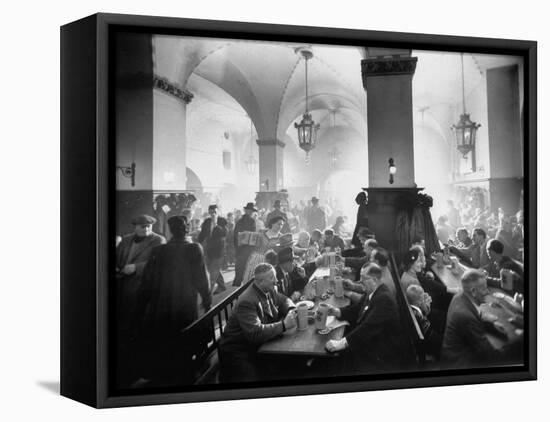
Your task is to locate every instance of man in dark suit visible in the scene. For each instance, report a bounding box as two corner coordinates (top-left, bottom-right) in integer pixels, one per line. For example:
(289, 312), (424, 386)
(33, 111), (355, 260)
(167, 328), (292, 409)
(134, 215), (211, 387)
(275, 247), (309, 300)
(197, 204), (218, 247)
(325, 263), (411, 373)
(441, 269), (520, 368)
(197, 204), (225, 291)
(306, 196), (327, 233)
(219, 263), (297, 383)
(114, 214), (165, 387)
(484, 239), (524, 293)
(232, 202), (258, 286)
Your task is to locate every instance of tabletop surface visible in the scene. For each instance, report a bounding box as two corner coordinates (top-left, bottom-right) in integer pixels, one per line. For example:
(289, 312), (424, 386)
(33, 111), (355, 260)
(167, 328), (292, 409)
(258, 267), (351, 356)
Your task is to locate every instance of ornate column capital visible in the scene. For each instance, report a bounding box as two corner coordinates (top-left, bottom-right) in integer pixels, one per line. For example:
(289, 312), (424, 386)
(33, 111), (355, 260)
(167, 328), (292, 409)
(361, 56), (418, 86)
(256, 138), (286, 148)
(153, 75), (194, 104)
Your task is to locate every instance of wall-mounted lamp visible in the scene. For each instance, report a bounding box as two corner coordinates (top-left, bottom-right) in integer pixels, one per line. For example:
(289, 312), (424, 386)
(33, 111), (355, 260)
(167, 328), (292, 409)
(261, 178), (270, 191)
(388, 158), (396, 184)
(117, 162), (136, 187)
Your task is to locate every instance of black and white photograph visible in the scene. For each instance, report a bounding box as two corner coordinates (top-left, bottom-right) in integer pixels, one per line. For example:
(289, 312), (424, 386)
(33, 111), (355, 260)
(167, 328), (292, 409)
(6, 0), (548, 419)
(112, 29), (530, 393)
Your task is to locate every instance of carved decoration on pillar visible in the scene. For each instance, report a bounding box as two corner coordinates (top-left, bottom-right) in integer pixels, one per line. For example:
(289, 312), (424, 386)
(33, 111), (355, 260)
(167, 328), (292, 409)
(361, 57), (418, 84)
(153, 76), (194, 104)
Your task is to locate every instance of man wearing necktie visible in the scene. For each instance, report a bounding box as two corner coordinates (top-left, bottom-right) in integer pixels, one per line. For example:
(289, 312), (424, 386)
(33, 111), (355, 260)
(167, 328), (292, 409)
(325, 263), (412, 373)
(275, 246), (309, 301)
(219, 263), (297, 383)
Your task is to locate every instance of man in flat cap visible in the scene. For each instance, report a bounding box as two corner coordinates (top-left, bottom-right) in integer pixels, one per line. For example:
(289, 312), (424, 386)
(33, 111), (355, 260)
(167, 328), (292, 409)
(115, 214), (165, 386)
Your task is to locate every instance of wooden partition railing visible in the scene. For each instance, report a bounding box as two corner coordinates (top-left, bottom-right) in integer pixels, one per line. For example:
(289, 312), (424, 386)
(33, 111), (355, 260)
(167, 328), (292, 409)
(389, 252), (425, 366)
(180, 279), (253, 383)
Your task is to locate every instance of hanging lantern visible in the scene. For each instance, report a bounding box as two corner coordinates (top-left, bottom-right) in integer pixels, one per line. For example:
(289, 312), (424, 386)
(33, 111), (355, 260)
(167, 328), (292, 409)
(452, 53), (481, 159)
(294, 48), (320, 161)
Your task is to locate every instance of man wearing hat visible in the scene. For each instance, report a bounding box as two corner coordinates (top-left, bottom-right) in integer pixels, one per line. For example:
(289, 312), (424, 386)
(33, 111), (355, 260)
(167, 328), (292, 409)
(115, 214), (165, 386)
(116, 215), (166, 319)
(306, 196), (327, 233)
(275, 246), (308, 300)
(266, 199), (290, 234)
(232, 202), (258, 286)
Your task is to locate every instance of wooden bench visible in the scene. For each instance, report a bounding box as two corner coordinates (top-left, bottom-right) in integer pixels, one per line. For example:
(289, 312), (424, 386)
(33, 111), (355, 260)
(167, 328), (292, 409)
(180, 279), (253, 384)
(389, 252), (426, 366)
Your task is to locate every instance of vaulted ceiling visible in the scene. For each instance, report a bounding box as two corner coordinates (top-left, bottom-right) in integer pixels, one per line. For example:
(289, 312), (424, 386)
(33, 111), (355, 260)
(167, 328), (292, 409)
(153, 35), (523, 151)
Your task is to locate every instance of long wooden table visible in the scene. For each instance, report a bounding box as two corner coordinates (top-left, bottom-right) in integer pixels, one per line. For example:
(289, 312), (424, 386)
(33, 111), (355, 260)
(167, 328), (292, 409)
(258, 267), (351, 357)
(431, 262), (523, 350)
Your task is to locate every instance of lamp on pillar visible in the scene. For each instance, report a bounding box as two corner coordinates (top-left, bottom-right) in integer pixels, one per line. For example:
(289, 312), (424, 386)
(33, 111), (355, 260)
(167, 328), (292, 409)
(117, 162), (136, 187)
(388, 158), (396, 184)
(452, 53), (481, 170)
(294, 47), (319, 164)
(244, 116), (258, 174)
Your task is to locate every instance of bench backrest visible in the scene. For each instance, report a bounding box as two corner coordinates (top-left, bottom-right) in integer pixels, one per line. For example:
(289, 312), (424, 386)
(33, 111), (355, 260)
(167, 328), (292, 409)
(180, 279), (253, 380)
(389, 252), (425, 365)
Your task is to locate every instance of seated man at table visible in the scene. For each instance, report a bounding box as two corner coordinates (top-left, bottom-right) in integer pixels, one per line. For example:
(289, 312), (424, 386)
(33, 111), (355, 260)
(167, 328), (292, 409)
(341, 227), (374, 258)
(343, 247), (394, 297)
(344, 238), (379, 280)
(484, 239), (524, 293)
(406, 284), (442, 360)
(324, 264), (412, 373)
(441, 269), (520, 368)
(218, 263), (297, 383)
(323, 228), (345, 252)
(449, 228), (490, 268)
(275, 247), (309, 301)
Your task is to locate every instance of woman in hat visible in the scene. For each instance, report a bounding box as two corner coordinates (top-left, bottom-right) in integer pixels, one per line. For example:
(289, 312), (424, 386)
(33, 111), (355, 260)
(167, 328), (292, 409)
(241, 215), (286, 285)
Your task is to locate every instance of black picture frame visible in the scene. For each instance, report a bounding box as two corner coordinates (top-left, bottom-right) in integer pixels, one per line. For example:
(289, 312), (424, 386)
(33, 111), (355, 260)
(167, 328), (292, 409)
(60, 12), (537, 408)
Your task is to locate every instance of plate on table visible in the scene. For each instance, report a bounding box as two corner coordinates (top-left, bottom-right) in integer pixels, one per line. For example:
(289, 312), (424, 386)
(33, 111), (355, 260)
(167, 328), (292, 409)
(296, 300), (315, 310)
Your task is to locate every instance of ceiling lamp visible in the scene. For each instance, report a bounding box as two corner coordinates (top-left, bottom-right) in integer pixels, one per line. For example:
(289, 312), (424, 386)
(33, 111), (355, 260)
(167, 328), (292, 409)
(452, 53), (481, 160)
(294, 47), (319, 163)
(244, 116), (258, 174)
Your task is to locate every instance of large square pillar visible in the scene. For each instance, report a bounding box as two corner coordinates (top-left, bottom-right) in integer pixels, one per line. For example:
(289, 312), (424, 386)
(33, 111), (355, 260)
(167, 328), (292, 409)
(257, 138), (285, 192)
(362, 51), (417, 188)
(360, 50), (437, 254)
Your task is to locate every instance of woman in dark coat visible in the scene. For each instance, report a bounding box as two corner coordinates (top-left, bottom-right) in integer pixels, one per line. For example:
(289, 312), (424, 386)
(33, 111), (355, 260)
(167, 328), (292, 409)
(135, 215), (212, 387)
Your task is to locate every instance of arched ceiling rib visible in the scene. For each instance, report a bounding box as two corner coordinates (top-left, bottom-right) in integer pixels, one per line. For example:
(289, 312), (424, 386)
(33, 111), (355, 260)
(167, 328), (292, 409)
(153, 35), (523, 155)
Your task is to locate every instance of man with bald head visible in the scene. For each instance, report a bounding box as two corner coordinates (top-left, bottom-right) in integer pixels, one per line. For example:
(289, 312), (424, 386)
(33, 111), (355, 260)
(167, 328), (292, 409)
(219, 263), (297, 382)
(442, 269), (514, 368)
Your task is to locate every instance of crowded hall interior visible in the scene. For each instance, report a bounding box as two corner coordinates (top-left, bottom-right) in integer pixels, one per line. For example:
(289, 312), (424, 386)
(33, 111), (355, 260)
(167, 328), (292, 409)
(113, 31), (525, 390)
